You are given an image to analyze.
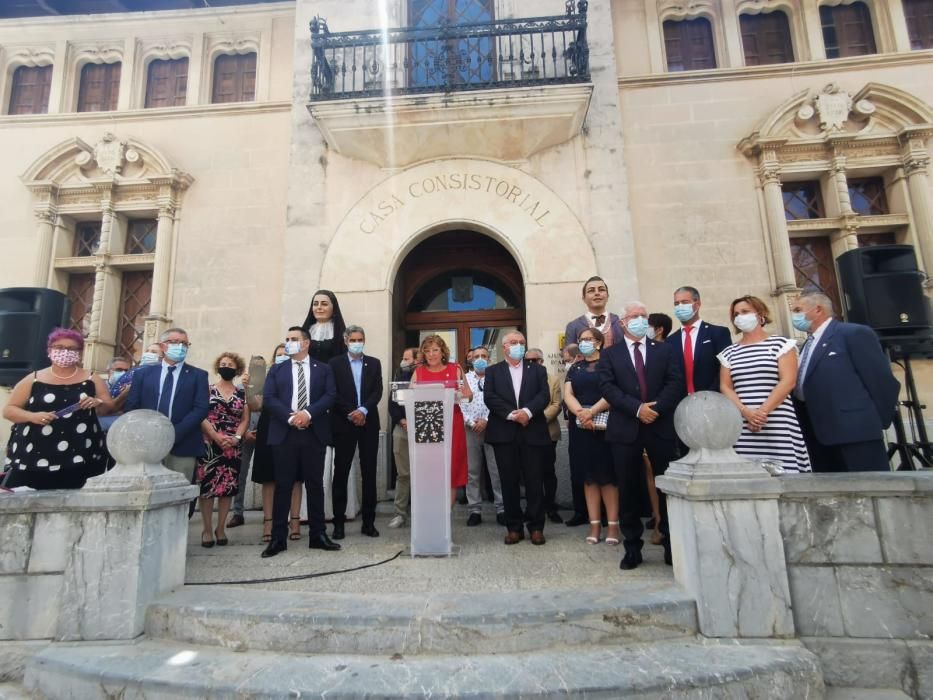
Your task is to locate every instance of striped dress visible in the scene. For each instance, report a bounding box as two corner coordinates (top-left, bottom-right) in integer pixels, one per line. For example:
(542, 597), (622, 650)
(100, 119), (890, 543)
(717, 336), (811, 473)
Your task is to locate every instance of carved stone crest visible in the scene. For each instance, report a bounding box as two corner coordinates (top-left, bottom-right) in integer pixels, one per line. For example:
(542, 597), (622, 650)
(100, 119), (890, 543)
(74, 133), (142, 176)
(796, 83), (876, 133)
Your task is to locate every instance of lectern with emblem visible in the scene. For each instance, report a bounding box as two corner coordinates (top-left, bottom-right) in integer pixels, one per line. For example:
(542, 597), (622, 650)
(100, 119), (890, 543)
(391, 380), (458, 556)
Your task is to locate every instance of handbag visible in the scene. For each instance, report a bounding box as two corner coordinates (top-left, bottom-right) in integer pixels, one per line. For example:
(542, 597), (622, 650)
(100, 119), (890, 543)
(576, 405), (608, 431)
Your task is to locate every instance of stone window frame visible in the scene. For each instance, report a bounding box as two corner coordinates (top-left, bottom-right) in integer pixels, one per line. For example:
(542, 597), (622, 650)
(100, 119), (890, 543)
(735, 0), (810, 62)
(739, 82), (933, 333)
(0, 46), (55, 116)
(21, 134), (193, 371)
(656, 0), (728, 72)
(130, 38), (193, 110)
(63, 41), (124, 114)
(200, 33), (263, 105)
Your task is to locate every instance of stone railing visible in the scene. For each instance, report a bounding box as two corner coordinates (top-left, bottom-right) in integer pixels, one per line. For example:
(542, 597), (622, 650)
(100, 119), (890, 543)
(658, 391), (933, 699)
(0, 411), (197, 643)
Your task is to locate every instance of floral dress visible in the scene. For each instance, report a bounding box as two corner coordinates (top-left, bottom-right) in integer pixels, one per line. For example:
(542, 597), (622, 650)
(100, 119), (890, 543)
(195, 385), (246, 498)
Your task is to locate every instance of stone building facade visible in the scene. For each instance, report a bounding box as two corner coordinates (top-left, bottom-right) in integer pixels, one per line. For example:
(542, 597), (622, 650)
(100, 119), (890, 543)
(1, 0), (931, 466)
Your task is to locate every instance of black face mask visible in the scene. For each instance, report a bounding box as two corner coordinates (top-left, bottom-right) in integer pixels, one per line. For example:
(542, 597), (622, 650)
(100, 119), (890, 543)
(218, 367), (238, 381)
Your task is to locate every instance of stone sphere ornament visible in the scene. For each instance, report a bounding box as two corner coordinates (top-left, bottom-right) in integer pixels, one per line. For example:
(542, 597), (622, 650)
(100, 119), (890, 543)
(106, 409), (175, 466)
(674, 391), (742, 451)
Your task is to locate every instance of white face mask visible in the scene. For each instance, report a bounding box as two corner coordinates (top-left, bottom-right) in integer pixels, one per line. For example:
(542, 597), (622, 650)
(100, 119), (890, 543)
(734, 313), (760, 333)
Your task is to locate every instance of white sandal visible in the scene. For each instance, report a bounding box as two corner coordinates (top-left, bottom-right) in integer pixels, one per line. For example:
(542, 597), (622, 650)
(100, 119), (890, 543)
(605, 521), (620, 546)
(585, 520), (601, 544)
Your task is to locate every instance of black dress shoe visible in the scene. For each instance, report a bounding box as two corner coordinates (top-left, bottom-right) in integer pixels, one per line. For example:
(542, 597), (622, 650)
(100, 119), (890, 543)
(309, 534), (341, 551)
(496, 512), (506, 526)
(466, 513), (482, 527)
(619, 550), (643, 571)
(361, 523), (380, 537)
(261, 541), (286, 558)
(547, 510), (564, 524)
(332, 523), (345, 540)
(565, 514), (588, 527)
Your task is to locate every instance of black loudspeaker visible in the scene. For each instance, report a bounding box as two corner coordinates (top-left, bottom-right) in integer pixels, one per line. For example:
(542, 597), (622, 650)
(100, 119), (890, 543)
(837, 245), (930, 334)
(0, 288), (70, 386)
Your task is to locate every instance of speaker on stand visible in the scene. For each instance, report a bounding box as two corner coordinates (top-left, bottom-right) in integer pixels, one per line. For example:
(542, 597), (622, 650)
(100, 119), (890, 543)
(0, 287), (70, 387)
(837, 245), (932, 470)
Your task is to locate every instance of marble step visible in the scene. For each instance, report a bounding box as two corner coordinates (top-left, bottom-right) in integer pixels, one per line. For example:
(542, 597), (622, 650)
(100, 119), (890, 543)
(26, 638), (824, 699)
(146, 582), (698, 656)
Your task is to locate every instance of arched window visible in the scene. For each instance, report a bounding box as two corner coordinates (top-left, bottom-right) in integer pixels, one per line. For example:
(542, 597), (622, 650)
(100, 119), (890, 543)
(663, 17), (717, 71)
(211, 52), (256, 103)
(740, 11), (794, 65)
(820, 2), (877, 58)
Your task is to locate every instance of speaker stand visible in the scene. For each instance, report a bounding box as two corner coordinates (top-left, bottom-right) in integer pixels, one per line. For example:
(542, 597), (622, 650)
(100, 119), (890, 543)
(887, 354), (933, 471)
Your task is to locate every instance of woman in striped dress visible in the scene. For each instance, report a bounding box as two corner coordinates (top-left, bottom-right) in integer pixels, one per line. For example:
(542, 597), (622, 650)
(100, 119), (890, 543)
(717, 295), (811, 473)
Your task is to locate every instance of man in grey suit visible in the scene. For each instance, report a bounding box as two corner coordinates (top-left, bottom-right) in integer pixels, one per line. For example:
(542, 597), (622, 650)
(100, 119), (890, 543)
(565, 276), (624, 349)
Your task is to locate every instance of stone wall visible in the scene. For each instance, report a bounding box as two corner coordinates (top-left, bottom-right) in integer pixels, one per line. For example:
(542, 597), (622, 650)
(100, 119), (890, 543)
(779, 473), (933, 698)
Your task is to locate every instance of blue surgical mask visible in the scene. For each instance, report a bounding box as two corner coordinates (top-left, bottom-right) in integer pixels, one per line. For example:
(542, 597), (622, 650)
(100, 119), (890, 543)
(284, 340), (302, 356)
(109, 370), (125, 385)
(472, 358), (488, 372)
(578, 340), (596, 356)
(626, 317), (649, 339)
(508, 344), (526, 361)
(674, 303), (695, 323)
(140, 352), (160, 366)
(348, 342), (365, 355)
(165, 344), (187, 363)
(275, 354), (289, 364)
(792, 312), (812, 333)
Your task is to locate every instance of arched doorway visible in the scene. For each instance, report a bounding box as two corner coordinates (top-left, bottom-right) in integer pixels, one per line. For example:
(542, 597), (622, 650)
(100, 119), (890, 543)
(393, 229), (524, 364)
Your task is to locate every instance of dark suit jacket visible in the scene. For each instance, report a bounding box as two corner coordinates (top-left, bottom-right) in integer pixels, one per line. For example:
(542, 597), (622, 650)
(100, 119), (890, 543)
(565, 313), (624, 347)
(328, 354), (383, 433)
(388, 366), (414, 427)
(261, 357), (336, 447)
(798, 320), (900, 446)
(125, 362), (210, 457)
(598, 339), (685, 443)
(483, 359), (551, 446)
(666, 320), (733, 393)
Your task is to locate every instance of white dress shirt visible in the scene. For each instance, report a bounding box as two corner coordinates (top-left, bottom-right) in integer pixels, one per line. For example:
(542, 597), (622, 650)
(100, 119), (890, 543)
(158, 360), (184, 416)
(290, 356), (312, 416)
(506, 361), (533, 420)
(623, 335), (647, 367)
(799, 318), (832, 385)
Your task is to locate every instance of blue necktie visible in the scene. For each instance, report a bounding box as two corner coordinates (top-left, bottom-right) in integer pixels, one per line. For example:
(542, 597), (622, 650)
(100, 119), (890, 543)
(158, 365), (177, 417)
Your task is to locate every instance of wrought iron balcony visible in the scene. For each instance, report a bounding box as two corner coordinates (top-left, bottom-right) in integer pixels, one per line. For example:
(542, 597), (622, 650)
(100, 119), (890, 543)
(310, 1), (589, 101)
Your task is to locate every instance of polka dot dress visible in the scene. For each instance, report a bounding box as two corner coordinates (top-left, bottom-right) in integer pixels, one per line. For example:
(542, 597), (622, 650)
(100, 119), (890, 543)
(4, 375), (106, 489)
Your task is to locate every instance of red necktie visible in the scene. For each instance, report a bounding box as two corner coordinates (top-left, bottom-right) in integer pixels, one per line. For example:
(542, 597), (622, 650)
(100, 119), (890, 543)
(683, 325), (695, 394)
(633, 341), (648, 402)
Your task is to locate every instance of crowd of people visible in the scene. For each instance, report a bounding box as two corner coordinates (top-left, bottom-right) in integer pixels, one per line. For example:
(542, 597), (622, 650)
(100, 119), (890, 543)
(2, 280), (900, 571)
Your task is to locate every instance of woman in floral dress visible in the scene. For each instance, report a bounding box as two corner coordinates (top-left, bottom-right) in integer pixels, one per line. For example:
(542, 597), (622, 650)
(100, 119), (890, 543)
(196, 352), (249, 547)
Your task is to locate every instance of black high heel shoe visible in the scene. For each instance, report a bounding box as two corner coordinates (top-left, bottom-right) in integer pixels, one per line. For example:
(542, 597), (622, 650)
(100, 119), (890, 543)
(201, 532), (215, 548)
(262, 517), (272, 543)
(214, 529), (228, 546)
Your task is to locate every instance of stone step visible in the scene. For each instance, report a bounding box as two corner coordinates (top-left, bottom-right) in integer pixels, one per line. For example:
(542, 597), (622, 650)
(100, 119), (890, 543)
(26, 638), (824, 699)
(145, 582), (698, 655)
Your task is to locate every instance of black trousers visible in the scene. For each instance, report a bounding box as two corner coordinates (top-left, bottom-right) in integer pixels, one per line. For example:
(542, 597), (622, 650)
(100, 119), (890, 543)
(567, 421), (587, 517)
(542, 441), (558, 511)
(272, 428), (326, 544)
(493, 436), (546, 533)
(333, 425), (379, 525)
(795, 400), (889, 472)
(610, 427), (675, 555)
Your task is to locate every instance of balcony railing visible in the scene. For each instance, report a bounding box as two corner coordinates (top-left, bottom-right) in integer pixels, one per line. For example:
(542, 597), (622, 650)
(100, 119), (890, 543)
(310, 1), (589, 101)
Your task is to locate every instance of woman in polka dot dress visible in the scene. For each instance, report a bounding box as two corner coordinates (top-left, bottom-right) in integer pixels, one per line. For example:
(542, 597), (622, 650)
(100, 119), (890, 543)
(3, 328), (112, 490)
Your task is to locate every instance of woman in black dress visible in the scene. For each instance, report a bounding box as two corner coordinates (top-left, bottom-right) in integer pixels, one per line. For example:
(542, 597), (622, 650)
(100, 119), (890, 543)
(562, 328), (620, 546)
(3, 328), (113, 489)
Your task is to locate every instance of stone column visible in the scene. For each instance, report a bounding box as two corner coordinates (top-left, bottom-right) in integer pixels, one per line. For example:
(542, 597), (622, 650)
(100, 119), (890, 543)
(656, 392), (795, 638)
(758, 156), (797, 294)
(56, 410), (198, 641)
(148, 201), (175, 323)
(902, 145), (933, 284)
(32, 209), (56, 287)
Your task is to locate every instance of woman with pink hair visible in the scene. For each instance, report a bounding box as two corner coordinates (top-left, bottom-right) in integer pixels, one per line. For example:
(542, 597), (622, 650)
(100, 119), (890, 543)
(3, 328), (113, 489)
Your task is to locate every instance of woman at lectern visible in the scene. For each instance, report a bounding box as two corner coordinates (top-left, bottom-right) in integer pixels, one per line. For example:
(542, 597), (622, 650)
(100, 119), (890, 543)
(301, 289), (347, 363)
(3, 328), (112, 490)
(411, 334), (472, 504)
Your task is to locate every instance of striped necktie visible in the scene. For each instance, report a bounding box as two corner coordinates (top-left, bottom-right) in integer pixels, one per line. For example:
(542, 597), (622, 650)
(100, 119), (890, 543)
(295, 361), (308, 409)
(795, 336), (814, 401)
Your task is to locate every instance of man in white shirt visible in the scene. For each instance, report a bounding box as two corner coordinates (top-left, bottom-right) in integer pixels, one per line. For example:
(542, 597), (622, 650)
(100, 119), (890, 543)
(461, 345), (505, 527)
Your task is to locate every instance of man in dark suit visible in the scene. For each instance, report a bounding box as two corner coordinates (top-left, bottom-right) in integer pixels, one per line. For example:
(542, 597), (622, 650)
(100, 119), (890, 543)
(328, 324), (383, 539)
(261, 326), (339, 558)
(565, 276), (624, 348)
(599, 302), (684, 570)
(125, 327), (209, 481)
(666, 286), (732, 395)
(483, 331), (552, 545)
(791, 292), (900, 472)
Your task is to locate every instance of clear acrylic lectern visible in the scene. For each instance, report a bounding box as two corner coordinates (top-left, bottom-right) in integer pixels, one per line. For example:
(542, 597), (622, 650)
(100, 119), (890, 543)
(391, 380), (457, 556)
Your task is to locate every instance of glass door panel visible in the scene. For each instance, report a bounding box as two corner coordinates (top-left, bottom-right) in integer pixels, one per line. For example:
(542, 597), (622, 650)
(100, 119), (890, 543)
(418, 328), (458, 362)
(470, 326), (517, 364)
